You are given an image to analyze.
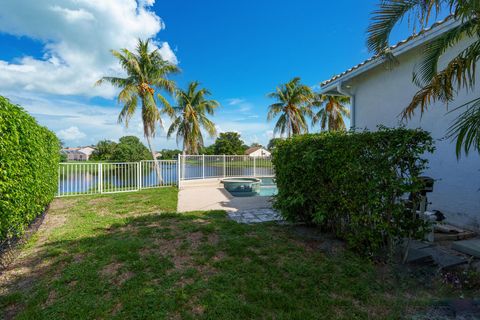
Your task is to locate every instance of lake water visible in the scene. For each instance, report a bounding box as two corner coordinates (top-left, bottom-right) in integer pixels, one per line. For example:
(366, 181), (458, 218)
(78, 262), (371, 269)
(58, 164), (275, 194)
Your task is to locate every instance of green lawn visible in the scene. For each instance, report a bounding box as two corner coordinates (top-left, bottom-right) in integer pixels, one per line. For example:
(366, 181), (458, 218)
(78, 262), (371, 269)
(0, 188), (459, 319)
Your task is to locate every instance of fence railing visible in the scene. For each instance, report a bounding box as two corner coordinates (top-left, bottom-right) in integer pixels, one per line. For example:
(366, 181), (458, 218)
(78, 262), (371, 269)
(56, 155), (274, 197)
(178, 155), (274, 181)
(57, 160), (178, 197)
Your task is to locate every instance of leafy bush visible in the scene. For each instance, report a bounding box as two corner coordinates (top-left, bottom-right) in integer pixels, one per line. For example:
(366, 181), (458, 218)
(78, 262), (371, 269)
(0, 96), (60, 240)
(272, 127), (435, 257)
(112, 136), (152, 162)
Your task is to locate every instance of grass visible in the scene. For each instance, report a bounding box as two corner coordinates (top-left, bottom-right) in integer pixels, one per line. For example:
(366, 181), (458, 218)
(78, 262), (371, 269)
(0, 188), (462, 319)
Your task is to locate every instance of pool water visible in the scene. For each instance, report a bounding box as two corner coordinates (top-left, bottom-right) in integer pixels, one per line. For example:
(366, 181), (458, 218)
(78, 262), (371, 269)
(224, 177), (278, 197)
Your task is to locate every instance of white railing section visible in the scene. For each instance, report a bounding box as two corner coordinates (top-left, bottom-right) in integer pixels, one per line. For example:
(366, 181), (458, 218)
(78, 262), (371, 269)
(56, 155), (274, 197)
(178, 155), (274, 181)
(57, 160), (178, 197)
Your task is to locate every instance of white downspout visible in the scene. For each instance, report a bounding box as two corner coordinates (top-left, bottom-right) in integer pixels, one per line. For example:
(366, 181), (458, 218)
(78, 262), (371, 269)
(336, 82), (356, 129)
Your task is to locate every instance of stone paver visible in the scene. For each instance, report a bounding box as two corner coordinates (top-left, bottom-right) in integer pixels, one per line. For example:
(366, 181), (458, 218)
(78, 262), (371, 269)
(227, 208), (283, 224)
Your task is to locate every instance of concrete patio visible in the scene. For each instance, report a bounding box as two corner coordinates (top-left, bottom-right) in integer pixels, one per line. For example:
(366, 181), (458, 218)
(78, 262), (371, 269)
(177, 180), (273, 212)
(177, 179), (283, 223)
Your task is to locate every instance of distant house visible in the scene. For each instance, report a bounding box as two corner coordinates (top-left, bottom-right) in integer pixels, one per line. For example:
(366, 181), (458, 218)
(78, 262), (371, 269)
(61, 147), (95, 161)
(244, 147), (271, 157)
(319, 17), (480, 231)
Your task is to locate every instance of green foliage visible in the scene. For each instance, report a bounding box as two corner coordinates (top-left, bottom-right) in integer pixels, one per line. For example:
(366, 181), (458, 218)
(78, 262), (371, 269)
(213, 132), (247, 155)
(59, 152), (68, 162)
(272, 127), (435, 257)
(97, 38), (179, 158)
(267, 77), (313, 137)
(199, 144), (215, 155)
(166, 81), (218, 154)
(157, 149), (182, 160)
(267, 138), (284, 151)
(112, 136), (152, 162)
(90, 140), (117, 161)
(0, 96), (60, 239)
(312, 94), (350, 131)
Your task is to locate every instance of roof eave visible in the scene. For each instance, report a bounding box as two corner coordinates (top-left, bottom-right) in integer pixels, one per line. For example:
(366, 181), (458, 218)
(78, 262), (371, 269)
(320, 18), (461, 94)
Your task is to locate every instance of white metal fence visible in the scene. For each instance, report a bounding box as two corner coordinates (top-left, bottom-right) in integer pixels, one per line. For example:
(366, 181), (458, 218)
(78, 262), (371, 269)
(57, 160), (178, 197)
(56, 155), (274, 197)
(178, 155), (274, 181)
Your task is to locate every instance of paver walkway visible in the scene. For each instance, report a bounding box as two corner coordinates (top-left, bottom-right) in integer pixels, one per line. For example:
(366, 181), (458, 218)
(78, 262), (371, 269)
(227, 209), (283, 224)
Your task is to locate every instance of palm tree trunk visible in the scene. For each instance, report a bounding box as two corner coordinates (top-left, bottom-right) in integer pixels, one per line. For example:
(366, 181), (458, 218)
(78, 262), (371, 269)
(146, 134), (162, 184)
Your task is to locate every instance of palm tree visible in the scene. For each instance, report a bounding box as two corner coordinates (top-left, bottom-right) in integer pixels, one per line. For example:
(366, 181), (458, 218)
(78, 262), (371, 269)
(312, 94), (350, 131)
(267, 77), (314, 137)
(96, 38), (179, 161)
(166, 81), (218, 155)
(366, 0), (480, 156)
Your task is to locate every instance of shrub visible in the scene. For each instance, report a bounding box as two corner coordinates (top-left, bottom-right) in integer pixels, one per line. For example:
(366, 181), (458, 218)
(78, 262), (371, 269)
(272, 127), (435, 257)
(112, 136), (152, 162)
(0, 96), (60, 240)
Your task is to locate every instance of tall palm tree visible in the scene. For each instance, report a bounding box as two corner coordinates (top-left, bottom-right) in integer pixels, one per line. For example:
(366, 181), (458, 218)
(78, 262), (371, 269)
(166, 81), (218, 155)
(312, 94), (350, 131)
(267, 77), (314, 137)
(96, 39), (179, 160)
(367, 0), (480, 156)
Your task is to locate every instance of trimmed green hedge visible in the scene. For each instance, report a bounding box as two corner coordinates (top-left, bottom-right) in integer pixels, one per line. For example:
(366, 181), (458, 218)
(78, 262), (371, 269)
(0, 96), (60, 240)
(272, 127), (435, 257)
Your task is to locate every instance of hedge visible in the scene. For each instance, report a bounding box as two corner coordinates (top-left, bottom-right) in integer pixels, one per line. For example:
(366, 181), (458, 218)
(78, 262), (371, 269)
(0, 96), (60, 240)
(272, 127), (435, 257)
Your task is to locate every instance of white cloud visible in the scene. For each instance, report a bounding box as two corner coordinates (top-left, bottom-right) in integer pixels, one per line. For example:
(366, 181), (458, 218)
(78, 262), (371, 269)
(57, 126), (86, 141)
(226, 98), (245, 106)
(7, 93), (177, 149)
(0, 0), (177, 98)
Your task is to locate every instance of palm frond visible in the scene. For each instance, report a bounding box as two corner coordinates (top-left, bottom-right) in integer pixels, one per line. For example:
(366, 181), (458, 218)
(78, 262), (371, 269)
(447, 97), (480, 157)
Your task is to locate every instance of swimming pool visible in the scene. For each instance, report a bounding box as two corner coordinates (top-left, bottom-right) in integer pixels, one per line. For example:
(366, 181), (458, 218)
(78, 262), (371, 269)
(221, 177), (277, 197)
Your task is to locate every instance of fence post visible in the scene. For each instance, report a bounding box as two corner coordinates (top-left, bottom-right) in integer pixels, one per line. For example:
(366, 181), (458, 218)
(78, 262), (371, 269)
(98, 163), (103, 194)
(177, 154), (181, 188)
(223, 154), (226, 178)
(253, 157), (256, 177)
(137, 162), (141, 190)
(202, 154), (205, 179)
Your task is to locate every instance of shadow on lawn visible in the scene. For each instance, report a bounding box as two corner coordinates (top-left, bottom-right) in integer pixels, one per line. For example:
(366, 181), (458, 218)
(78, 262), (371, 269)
(0, 210), (450, 319)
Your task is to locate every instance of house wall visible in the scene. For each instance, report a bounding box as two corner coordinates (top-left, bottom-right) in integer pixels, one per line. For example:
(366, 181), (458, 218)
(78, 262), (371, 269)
(249, 149), (271, 157)
(348, 38), (480, 231)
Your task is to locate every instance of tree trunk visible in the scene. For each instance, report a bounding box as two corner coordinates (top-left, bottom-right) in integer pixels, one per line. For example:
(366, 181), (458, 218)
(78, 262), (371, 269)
(146, 134), (162, 184)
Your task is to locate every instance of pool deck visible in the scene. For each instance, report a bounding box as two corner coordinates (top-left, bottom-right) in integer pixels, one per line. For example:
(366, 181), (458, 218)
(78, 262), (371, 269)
(177, 179), (273, 212)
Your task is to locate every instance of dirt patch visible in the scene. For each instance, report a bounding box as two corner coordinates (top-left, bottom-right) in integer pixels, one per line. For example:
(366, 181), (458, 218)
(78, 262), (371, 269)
(99, 261), (135, 286)
(212, 251), (226, 262)
(192, 219), (210, 225)
(191, 304), (205, 315)
(208, 233), (219, 245)
(49, 198), (78, 211)
(3, 303), (22, 320)
(87, 197), (112, 206)
(111, 302), (123, 316)
(43, 290), (57, 307)
(114, 271), (134, 286)
(187, 232), (203, 249)
(100, 261), (124, 278)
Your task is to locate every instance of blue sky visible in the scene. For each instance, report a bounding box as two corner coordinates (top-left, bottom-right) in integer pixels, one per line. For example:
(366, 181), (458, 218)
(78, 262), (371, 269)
(0, 0), (418, 149)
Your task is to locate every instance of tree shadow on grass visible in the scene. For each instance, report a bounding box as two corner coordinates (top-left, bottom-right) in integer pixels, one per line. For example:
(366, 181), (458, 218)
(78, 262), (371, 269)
(0, 210), (436, 320)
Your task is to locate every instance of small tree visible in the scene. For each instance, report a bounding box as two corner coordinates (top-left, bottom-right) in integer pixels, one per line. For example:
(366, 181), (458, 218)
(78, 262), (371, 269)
(91, 140), (117, 161)
(213, 132), (247, 155)
(112, 136), (151, 162)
